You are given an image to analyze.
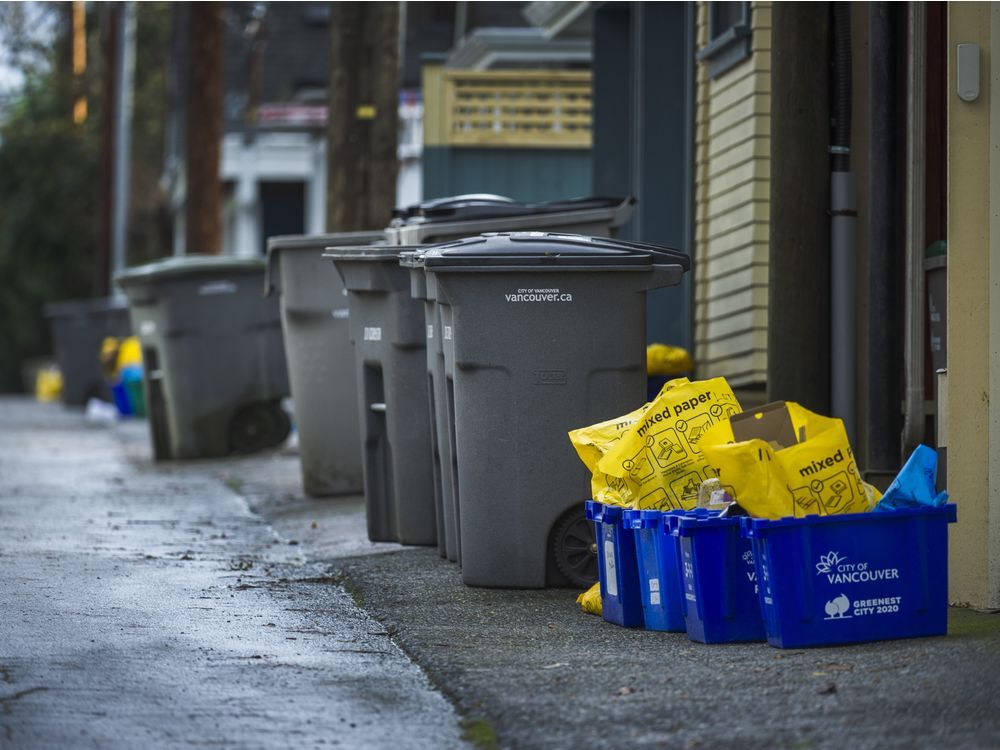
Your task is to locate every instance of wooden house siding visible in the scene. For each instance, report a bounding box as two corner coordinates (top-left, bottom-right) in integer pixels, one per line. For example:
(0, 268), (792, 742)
(694, 1), (772, 387)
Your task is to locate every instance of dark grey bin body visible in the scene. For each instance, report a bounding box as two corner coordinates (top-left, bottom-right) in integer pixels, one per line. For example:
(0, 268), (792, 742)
(425, 233), (688, 589)
(391, 196), (636, 565)
(266, 232), (384, 497)
(44, 297), (132, 406)
(403, 258), (459, 561)
(325, 247), (436, 547)
(115, 256), (290, 461)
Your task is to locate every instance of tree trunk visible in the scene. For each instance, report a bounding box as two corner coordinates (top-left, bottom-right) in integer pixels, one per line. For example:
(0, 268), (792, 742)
(185, 3), (223, 254)
(327, 2), (400, 232)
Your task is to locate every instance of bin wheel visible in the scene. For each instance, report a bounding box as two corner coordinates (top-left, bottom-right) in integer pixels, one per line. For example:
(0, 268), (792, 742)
(550, 506), (599, 589)
(229, 402), (291, 454)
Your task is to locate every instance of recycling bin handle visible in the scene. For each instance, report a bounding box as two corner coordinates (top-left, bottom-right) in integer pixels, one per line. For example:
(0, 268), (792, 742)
(370, 402), (387, 413)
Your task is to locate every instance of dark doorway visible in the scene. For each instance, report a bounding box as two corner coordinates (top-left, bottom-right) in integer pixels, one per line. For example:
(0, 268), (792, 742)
(259, 181), (306, 255)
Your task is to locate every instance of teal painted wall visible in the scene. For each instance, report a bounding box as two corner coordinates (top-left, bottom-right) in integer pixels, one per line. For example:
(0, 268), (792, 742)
(422, 146), (593, 203)
(592, 2), (695, 352)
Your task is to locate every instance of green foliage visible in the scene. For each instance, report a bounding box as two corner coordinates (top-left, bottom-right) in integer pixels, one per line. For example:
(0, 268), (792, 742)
(0, 3), (173, 391)
(0, 73), (100, 391)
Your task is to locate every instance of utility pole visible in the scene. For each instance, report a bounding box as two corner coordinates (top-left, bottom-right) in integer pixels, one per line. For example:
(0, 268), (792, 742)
(185, 2), (224, 254)
(97, 4), (119, 296)
(110, 1), (136, 290)
(327, 2), (401, 232)
(71, 1), (87, 124)
(767, 3), (831, 414)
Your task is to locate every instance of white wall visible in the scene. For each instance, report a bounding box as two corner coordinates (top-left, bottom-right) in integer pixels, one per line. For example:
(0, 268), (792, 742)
(219, 132), (327, 256)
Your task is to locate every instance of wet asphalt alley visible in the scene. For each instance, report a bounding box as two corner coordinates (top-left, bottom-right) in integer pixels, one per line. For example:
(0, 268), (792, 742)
(4, 396), (1000, 750)
(0, 398), (465, 749)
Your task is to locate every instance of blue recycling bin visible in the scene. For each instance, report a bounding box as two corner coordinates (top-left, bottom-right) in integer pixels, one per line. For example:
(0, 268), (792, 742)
(674, 514), (765, 643)
(586, 501), (644, 628)
(625, 509), (687, 632)
(741, 504), (957, 648)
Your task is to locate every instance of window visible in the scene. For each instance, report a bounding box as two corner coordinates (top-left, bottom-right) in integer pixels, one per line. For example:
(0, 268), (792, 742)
(696, 2), (752, 79)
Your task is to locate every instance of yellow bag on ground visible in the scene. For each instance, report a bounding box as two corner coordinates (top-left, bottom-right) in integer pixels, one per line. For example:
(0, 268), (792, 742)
(698, 401), (881, 519)
(596, 377), (743, 509)
(100, 337), (121, 379)
(577, 582), (602, 616)
(35, 367), (63, 403)
(569, 401), (652, 506)
(646, 343), (693, 376)
(101, 336), (143, 380)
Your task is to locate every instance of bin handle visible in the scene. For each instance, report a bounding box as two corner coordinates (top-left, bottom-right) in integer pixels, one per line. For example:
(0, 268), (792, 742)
(644, 263), (686, 292)
(263, 245), (280, 298)
(609, 196), (638, 228)
(370, 402), (387, 413)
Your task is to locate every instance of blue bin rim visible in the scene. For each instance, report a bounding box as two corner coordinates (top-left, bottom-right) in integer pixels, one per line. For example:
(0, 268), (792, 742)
(739, 503), (957, 538)
(624, 509), (664, 529)
(674, 512), (742, 537)
(585, 500), (628, 524)
(662, 507), (722, 532)
(598, 504), (626, 523)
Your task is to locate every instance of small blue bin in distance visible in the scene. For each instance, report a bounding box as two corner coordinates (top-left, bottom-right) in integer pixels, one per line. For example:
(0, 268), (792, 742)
(675, 514), (765, 643)
(626, 509), (695, 632)
(586, 501), (644, 628)
(741, 504), (957, 648)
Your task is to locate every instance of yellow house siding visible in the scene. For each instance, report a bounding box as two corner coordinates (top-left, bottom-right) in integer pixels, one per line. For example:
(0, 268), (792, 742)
(694, 1), (772, 388)
(947, 1), (999, 608)
(706, 137), (770, 176)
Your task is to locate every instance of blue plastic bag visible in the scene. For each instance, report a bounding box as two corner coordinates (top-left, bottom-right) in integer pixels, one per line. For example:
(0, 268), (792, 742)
(874, 445), (949, 512)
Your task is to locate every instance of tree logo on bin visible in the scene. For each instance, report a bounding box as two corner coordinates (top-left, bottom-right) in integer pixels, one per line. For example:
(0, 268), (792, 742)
(824, 593), (852, 620)
(815, 551), (846, 575)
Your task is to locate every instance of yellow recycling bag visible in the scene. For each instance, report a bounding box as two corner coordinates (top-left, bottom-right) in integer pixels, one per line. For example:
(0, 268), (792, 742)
(698, 401), (880, 519)
(646, 343), (693, 376)
(576, 582), (602, 616)
(569, 401), (652, 506)
(35, 367), (63, 403)
(596, 377), (743, 509)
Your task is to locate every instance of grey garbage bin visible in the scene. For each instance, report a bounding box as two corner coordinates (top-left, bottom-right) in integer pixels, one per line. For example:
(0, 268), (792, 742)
(401, 252), (459, 561)
(266, 231), (385, 497)
(323, 245), (436, 547)
(115, 255), (290, 461)
(387, 195), (635, 245)
(392, 196), (637, 565)
(424, 232), (689, 589)
(44, 296), (132, 406)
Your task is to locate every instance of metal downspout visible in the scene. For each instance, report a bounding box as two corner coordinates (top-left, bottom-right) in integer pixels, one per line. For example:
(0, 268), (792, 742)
(867, 3), (901, 476)
(830, 3), (857, 445)
(902, 3), (927, 456)
(110, 1), (136, 294)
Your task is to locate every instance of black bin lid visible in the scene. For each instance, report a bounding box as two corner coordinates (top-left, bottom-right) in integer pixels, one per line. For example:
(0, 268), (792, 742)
(391, 194), (519, 222)
(322, 244), (422, 263)
(421, 232), (690, 271)
(394, 195), (634, 225)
